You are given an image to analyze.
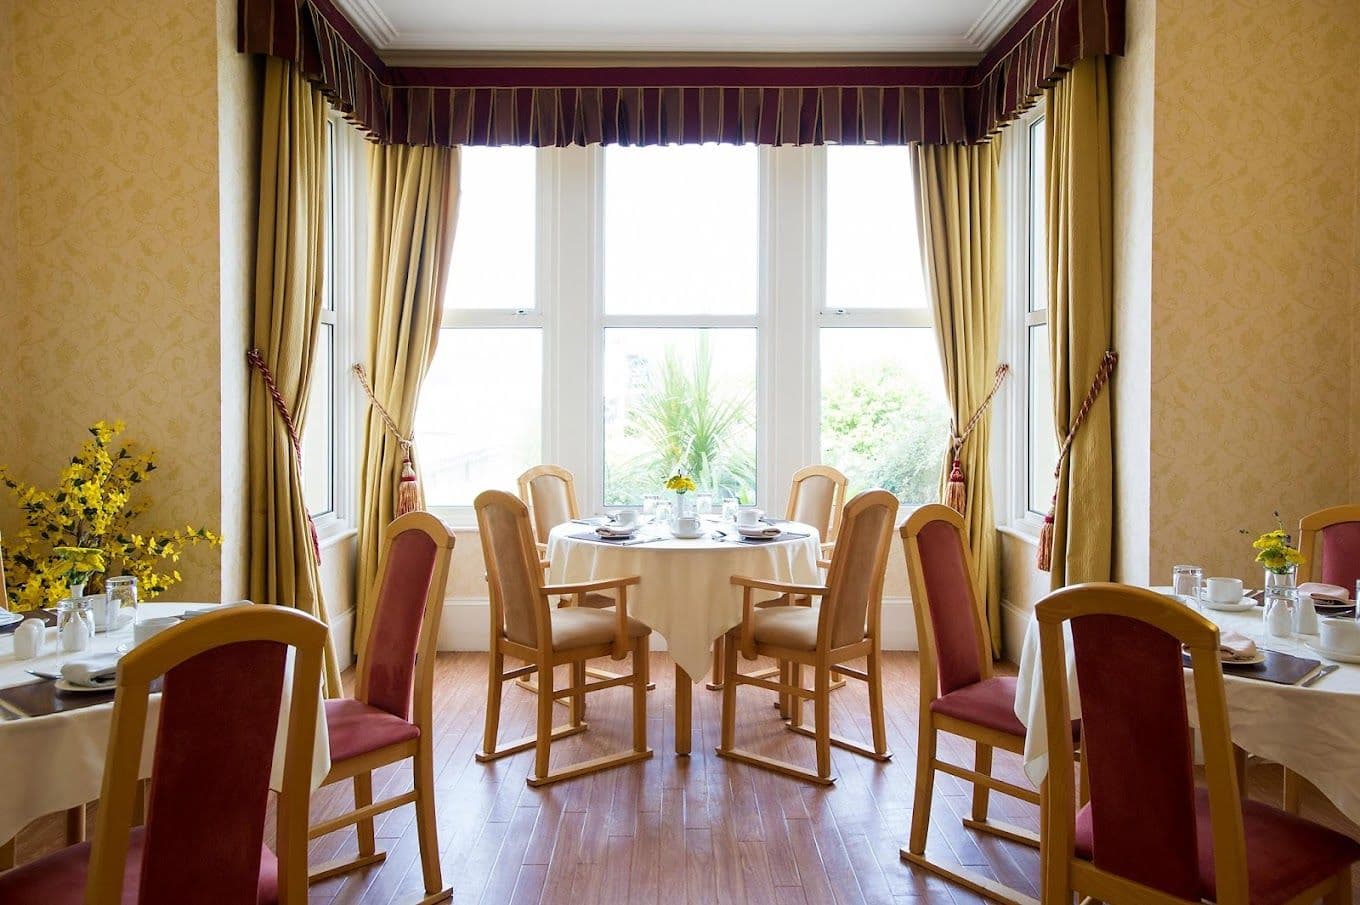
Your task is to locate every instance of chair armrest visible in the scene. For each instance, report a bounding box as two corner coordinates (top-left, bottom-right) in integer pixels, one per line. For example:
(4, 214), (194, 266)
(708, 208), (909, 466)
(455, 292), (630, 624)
(816, 558), (833, 570)
(729, 575), (828, 597)
(539, 559), (552, 571)
(819, 542), (835, 558)
(542, 575), (641, 596)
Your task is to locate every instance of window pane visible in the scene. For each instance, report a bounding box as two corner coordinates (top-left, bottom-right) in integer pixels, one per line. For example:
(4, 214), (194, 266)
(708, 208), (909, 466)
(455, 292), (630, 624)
(1028, 118), (1047, 312)
(820, 328), (949, 505)
(826, 146), (928, 310)
(604, 146), (757, 316)
(446, 148), (536, 310)
(417, 329), (542, 505)
(603, 329), (756, 505)
(1027, 324), (1058, 514)
(302, 325), (334, 517)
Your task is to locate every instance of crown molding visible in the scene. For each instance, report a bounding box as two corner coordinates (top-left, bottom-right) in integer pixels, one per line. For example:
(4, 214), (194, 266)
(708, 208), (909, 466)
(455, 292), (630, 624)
(380, 48), (984, 69)
(379, 30), (994, 55)
(333, 0), (398, 47)
(965, 0), (1033, 49)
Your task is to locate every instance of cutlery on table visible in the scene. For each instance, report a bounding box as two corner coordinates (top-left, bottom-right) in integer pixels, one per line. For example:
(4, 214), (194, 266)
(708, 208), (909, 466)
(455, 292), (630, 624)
(1301, 664), (1340, 687)
(25, 670), (60, 681)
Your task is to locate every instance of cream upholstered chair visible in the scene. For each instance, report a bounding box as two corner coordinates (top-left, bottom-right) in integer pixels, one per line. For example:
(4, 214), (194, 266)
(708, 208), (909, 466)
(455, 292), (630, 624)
(710, 465), (849, 691)
(901, 503), (1081, 905)
(0, 606), (327, 905)
(307, 512), (455, 904)
(517, 464), (580, 559)
(475, 490), (653, 786)
(1037, 583), (1359, 905)
(716, 489), (898, 785)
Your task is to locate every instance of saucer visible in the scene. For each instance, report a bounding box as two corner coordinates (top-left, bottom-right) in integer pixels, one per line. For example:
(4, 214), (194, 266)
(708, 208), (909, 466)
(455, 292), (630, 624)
(1201, 597), (1258, 612)
(1304, 640), (1360, 664)
(671, 529), (705, 540)
(595, 526), (637, 539)
(1220, 651), (1267, 666)
(94, 610), (135, 634)
(54, 678), (117, 694)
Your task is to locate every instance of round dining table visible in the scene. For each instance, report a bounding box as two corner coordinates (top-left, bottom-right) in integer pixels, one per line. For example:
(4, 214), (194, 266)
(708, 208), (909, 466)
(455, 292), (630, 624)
(546, 518), (823, 754)
(1014, 588), (1360, 825)
(0, 601), (331, 856)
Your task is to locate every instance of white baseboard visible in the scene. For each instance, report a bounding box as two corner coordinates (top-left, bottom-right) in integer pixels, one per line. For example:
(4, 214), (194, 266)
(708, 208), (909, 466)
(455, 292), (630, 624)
(999, 598), (1033, 664)
(330, 607), (356, 672)
(439, 597), (920, 653)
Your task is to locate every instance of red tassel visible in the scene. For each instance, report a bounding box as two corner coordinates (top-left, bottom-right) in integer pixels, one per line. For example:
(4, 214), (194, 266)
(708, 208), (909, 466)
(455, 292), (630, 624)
(395, 446), (420, 517)
(1036, 498), (1056, 572)
(944, 457), (967, 513)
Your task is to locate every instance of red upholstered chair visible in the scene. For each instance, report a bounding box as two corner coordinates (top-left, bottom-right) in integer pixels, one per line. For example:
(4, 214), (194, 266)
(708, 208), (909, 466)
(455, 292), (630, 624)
(0, 605), (327, 905)
(900, 504), (1075, 905)
(1036, 582), (1359, 905)
(307, 512), (455, 904)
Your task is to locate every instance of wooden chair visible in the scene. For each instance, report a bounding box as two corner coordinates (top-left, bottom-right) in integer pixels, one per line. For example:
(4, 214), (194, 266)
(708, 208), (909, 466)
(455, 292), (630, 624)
(716, 489), (898, 785)
(474, 490), (653, 786)
(307, 511), (455, 904)
(1037, 582), (1360, 905)
(901, 503), (1074, 905)
(711, 464), (850, 691)
(0, 605), (327, 904)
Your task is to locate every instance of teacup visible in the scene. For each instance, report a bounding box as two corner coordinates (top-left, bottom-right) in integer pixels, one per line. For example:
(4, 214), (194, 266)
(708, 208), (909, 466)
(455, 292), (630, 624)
(673, 516), (701, 535)
(1203, 577), (1244, 605)
(1319, 618), (1360, 655)
(614, 509), (639, 528)
(133, 616), (180, 647)
(736, 508), (763, 528)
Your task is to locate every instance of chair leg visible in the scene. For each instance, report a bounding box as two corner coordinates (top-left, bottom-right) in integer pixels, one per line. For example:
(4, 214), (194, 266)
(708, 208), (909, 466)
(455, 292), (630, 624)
(633, 637), (650, 753)
(719, 631), (739, 753)
(1324, 867), (1352, 904)
(412, 739), (452, 904)
(1283, 767), (1303, 814)
(482, 651), (504, 756)
(971, 745), (993, 823)
(777, 660), (791, 719)
(707, 635), (726, 690)
(354, 771), (377, 859)
(867, 648), (888, 756)
(570, 661), (587, 727)
(65, 805), (85, 845)
(534, 662), (555, 782)
(814, 665), (832, 782)
(908, 722), (937, 855)
(788, 662), (804, 728)
(0, 835), (13, 871)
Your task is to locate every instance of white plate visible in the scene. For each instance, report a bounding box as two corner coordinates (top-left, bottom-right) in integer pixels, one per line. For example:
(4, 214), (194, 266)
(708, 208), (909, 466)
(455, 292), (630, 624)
(594, 527), (637, 539)
(670, 529), (705, 540)
(54, 678), (116, 694)
(737, 527), (780, 539)
(1304, 641), (1360, 664)
(1201, 597), (1259, 612)
(95, 610), (135, 633)
(1310, 597), (1354, 610)
(1220, 651), (1267, 666)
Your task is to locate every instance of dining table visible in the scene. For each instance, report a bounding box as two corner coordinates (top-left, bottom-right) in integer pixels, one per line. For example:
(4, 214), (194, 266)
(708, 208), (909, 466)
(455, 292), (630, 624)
(1014, 588), (1360, 825)
(0, 601), (332, 856)
(546, 518), (823, 754)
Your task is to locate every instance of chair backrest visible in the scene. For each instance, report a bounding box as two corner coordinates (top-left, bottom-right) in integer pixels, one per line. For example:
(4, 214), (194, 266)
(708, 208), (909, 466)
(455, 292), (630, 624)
(476, 490), (551, 651)
(86, 606), (327, 905)
(817, 489), (898, 650)
(900, 504), (991, 697)
(518, 465), (579, 547)
(786, 465), (849, 544)
(1035, 583), (1249, 905)
(355, 511), (455, 724)
(1298, 504), (1360, 591)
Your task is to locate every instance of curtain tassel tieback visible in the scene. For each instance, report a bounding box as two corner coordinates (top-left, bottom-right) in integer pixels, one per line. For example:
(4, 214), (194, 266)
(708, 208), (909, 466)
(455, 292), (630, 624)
(945, 364), (1011, 514)
(246, 348), (321, 563)
(353, 364), (422, 518)
(1037, 350), (1118, 572)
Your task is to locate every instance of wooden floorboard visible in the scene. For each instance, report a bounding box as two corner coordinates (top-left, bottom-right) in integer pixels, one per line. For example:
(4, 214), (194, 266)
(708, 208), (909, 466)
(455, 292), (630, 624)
(9, 650), (1360, 903)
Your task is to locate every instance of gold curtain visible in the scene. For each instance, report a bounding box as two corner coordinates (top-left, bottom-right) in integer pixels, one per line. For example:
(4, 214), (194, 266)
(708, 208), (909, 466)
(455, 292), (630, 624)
(1044, 56), (1115, 588)
(247, 58), (341, 694)
(354, 144), (459, 655)
(912, 140), (1006, 656)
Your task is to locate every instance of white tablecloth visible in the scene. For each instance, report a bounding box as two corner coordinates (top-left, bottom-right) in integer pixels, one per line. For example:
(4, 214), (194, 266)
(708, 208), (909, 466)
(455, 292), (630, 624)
(1014, 590), (1360, 825)
(546, 521), (823, 681)
(0, 603), (331, 844)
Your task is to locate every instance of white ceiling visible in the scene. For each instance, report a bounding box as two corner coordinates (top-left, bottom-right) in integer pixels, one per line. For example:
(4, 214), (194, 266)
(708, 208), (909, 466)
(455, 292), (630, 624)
(337, 0), (1032, 56)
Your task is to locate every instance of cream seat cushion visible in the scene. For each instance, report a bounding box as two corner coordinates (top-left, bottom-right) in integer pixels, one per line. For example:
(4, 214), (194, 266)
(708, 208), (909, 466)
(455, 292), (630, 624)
(752, 606), (822, 651)
(551, 607), (650, 651)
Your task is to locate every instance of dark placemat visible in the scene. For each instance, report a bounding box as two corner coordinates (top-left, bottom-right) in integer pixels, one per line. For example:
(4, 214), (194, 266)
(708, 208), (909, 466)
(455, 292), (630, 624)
(1184, 649), (1323, 686)
(568, 532), (665, 546)
(0, 609), (56, 636)
(732, 530), (810, 545)
(0, 676), (164, 719)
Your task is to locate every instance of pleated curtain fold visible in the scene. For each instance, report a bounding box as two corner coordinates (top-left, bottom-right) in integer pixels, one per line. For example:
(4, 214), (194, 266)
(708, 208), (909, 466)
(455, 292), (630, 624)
(1044, 56), (1116, 588)
(912, 140), (1006, 656)
(354, 144), (459, 656)
(247, 57), (342, 695)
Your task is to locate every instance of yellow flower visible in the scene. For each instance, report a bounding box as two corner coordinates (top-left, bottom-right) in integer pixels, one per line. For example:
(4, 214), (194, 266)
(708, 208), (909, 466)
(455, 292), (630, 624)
(665, 474), (697, 493)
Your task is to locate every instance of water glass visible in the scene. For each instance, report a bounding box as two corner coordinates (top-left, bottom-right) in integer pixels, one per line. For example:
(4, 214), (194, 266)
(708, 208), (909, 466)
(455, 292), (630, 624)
(721, 498), (739, 523)
(56, 597), (95, 654)
(693, 491), (713, 516)
(1172, 565), (1204, 604)
(105, 575), (139, 629)
(654, 500), (673, 523)
(641, 493), (660, 516)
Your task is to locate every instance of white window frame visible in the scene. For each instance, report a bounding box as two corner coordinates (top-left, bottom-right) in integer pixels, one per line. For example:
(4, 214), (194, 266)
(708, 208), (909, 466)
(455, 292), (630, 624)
(307, 112), (367, 540)
(999, 101), (1050, 536)
(426, 144), (943, 528)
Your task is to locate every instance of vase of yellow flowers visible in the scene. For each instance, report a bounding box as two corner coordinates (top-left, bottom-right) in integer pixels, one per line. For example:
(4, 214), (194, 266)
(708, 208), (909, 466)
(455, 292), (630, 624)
(1, 420), (221, 612)
(665, 472), (697, 517)
(1249, 513), (1304, 592)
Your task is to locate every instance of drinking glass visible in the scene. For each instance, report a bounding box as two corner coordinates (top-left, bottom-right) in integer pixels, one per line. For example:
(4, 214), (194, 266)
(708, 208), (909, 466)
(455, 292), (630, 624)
(693, 491), (713, 516)
(56, 597), (95, 654)
(105, 575), (139, 629)
(641, 493), (660, 516)
(721, 498), (739, 523)
(654, 500), (673, 523)
(1172, 565), (1204, 606)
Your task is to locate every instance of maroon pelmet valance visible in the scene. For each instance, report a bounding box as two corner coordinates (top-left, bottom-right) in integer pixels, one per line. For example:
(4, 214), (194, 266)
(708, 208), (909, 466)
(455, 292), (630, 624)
(239, 0), (1123, 147)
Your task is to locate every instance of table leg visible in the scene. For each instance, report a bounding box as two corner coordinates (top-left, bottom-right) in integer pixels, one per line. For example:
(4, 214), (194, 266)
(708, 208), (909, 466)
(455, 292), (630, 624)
(65, 805), (85, 845)
(0, 835), (14, 871)
(675, 663), (693, 756)
(1233, 744), (1249, 799)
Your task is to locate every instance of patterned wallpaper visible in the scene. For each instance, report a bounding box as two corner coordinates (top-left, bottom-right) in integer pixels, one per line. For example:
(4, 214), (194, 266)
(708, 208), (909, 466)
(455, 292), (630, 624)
(0, 0), (253, 600)
(1148, 0), (1360, 582)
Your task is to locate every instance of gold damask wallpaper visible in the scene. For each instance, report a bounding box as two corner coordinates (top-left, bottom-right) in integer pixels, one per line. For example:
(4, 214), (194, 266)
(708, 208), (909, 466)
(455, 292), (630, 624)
(0, 0), (257, 599)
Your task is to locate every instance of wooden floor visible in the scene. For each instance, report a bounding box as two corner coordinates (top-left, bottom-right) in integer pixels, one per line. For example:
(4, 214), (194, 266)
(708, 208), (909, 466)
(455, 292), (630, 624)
(13, 651), (1360, 904)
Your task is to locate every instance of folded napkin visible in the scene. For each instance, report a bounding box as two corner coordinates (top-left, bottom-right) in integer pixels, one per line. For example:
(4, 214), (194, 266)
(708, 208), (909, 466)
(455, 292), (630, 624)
(595, 525), (637, 538)
(1299, 582), (1349, 603)
(1218, 630), (1258, 662)
(738, 524), (781, 538)
(61, 652), (121, 687)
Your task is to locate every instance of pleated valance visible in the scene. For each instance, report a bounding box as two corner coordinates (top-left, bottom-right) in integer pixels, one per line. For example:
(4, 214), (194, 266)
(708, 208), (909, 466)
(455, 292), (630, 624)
(239, 0), (1123, 146)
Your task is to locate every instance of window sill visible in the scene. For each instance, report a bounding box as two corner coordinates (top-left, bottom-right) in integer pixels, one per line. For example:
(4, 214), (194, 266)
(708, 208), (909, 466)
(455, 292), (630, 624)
(315, 524), (358, 551)
(998, 524), (1041, 546)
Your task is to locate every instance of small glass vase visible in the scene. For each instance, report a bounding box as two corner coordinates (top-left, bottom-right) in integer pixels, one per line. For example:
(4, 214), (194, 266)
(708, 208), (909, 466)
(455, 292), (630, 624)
(674, 491), (693, 518)
(1264, 565), (1298, 594)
